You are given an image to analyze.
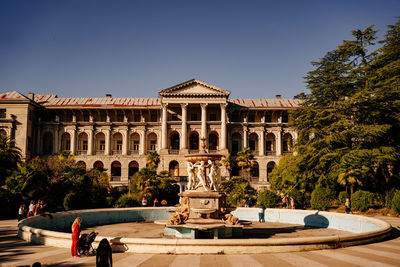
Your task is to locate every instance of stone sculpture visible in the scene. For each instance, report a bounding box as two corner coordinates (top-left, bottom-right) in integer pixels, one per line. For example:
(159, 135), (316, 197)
(186, 162), (196, 190)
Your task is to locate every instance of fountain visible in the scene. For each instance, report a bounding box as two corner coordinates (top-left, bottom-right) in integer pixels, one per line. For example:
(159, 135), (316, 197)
(156, 138), (243, 239)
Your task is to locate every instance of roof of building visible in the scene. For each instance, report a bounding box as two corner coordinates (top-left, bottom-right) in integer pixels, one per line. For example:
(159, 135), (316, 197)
(1, 91), (302, 109)
(159, 79), (231, 97)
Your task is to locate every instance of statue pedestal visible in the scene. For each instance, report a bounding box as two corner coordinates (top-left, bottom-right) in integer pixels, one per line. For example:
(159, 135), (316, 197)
(179, 190), (225, 220)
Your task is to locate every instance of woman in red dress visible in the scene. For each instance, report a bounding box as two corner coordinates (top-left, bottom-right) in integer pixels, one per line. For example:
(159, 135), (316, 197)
(71, 217), (82, 257)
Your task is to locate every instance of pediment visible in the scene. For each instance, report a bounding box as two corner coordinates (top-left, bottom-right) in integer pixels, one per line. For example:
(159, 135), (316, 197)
(159, 79), (230, 98)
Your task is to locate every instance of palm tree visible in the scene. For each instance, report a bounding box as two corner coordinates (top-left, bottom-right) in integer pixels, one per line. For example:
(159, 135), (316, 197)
(146, 151), (160, 169)
(0, 134), (21, 185)
(236, 148), (255, 181)
(222, 153), (235, 179)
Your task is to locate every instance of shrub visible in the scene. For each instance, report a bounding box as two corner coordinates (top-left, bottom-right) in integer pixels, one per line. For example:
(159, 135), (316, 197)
(257, 190), (280, 208)
(339, 191), (349, 204)
(311, 187), (334, 211)
(63, 192), (81, 211)
(385, 188), (396, 209)
(392, 190), (400, 214)
(114, 193), (141, 208)
(351, 190), (374, 212)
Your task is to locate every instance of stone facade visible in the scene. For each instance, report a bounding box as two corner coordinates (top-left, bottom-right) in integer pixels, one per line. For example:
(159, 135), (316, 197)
(0, 79), (301, 190)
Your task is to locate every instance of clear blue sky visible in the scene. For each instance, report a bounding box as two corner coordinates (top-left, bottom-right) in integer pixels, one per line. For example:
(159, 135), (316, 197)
(0, 0), (399, 99)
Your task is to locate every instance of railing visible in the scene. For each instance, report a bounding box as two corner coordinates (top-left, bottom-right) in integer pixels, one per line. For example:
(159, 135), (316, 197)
(95, 150), (105, 155)
(111, 176), (121, 181)
(130, 150), (139, 155)
(112, 150), (122, 155)
(77, 150), (87, 155)
(188, 149), (199, 154)
(169, 149), (179, 155)
(266, 151), (275, 155)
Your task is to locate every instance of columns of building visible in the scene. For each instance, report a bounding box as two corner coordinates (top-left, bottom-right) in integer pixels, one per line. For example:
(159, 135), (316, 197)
(258, 129), (265, 156)
(275, 129), (282, 156)
(104, 127), (111, 155)
(139, 127), (146, 155)
(70, 127), (76, 155)
(161, 104), (168, 150)
(243, 125), (248, 148)
(122, 127), (128, 155)
(181, 103), (188, 151)
(53, 127), (59, 154)
(87, 127), (93, 155)
(220, 103), (227, 152)
(201, 103), (208, 139)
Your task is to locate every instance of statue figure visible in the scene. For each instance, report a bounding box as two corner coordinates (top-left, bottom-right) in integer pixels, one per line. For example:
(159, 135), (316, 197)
(194, 161), (209, 191)
(208, 160), (219, 191)
(186, 162), (196, 190)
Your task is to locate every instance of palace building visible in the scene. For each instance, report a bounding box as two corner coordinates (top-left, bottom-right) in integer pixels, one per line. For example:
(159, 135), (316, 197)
(0, 79), (301, 190)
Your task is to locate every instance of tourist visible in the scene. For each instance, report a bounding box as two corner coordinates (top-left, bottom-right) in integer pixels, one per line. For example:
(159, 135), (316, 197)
(28, 200), (35, 218)
(96, 238), (112, 267)
(153, 198), (159, 207)
(282, 196), (288, 208)
(345, 198), (352, 214)
(290, 198), (295, 209)
(258, 204), (266, 223)
(161, 199), (167, 206)
(141, 197), (148, 207)
(71, 217), (82, 257)
(18, 204), (26, 221)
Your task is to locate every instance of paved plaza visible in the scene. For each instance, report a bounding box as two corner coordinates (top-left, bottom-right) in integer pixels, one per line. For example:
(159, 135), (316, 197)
(1, 216), (400, 267)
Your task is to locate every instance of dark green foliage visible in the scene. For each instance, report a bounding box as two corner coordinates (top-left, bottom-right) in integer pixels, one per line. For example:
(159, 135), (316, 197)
(289, 189), (306, 209)
(0, 134), (21, 186)
(311, 188), (334, 211)
(220, 177), (257, 207)
(351, 190), (375, 212)
(385, 188), (397, 209)
(392, 190), (400, 214)
(257, 190), (281, 208)
(63, 192), (81, 211)
(114, 193), (141, 208)
(339, 191), (349, 204)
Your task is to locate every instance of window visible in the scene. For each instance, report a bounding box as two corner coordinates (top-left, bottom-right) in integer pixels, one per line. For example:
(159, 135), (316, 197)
(117, 112), (124, 122)
(0, 109), (6, 118)
(150, 111), (157, 122)
(248, 114), (255, 122)
(134, 112), (141, 122)
(282, 113), (289, 123)
(100, 112), (107, 122)
(99, 140), (105, 150)
(171, 113), (179, 121)
(150, 140), (156, 151)
(265, 113), (272, 123)
(133, 140), (139, 151)
(83, 113), (90, 122)
(209, 113), (217, 121)
(191, 113), (198, 121)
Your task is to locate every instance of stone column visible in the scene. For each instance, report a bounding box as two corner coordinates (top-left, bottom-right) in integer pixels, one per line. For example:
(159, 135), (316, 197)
(243, 126), (248, 148)
(259, 129), (265, 156)
(70, 128), (76, 155)
(139, 128), (146, 155)
(54, 127), (59, 154)
(276, 129), (282, 156)
(181, 103), (188, 151)
(122, 127), (128, 155)
(201, 103), (208, 139)
(220, 103), (227, 151)
(161, 104), (168, 150)
(104, 127), (111, 155)
(87, 127), (93, 155)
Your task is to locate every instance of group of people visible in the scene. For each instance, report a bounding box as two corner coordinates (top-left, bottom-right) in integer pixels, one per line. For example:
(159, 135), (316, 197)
(281, 195), (295, 209)
(141, 197), (168, 207)
(18, 200), (47, 221)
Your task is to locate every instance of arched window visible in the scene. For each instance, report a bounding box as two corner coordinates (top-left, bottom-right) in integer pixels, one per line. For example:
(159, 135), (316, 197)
(250, 161), (259, 180)
(231, 133), (241, 154)
(78, 132), (88, 154)
(249, 133), (258, 152)
(129, 161), (139, 177)
(77, 161), (86, 169)
(267, 161), (276, 182)
(111, 161), (121, 181)
(189, 131), (199, 151)
(130, 133), (140, 154)
(266, 133), (275, 155)
(169, 131), (180, 153)
(61, 132), (71, 151)
(93, 161), (104, 171)
(95, 132), (105, 154)
(169, 160), (179, 177)
(208, 132), (218, 151)
(147, 133), (157, 151)
(42, 132), (53, 154)
(283, 133), (293, 153)
(113, 132), (123, 154)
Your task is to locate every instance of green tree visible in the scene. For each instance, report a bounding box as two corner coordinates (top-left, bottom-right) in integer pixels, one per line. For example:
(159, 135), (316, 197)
(222, 153), (235, 178)
(236, 148), (255, 181)
(0, 134), (21, 185)
(220, 177), (257, 207)
(146, 151), (160, 169)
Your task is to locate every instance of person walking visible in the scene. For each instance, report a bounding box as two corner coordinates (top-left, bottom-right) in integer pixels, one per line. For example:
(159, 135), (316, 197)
(153, 198), (159, 207)
(345, 198), (352, 214)
(290, 197), (295, 209)
(28, 200), (35, 218)
(18, 204), (26, 221)
(258, 204), (266, 223)
(71, 217), (82, 257)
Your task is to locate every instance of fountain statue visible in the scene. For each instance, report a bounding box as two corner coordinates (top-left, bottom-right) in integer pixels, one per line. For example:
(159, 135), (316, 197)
(161, 138), (242, 239)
